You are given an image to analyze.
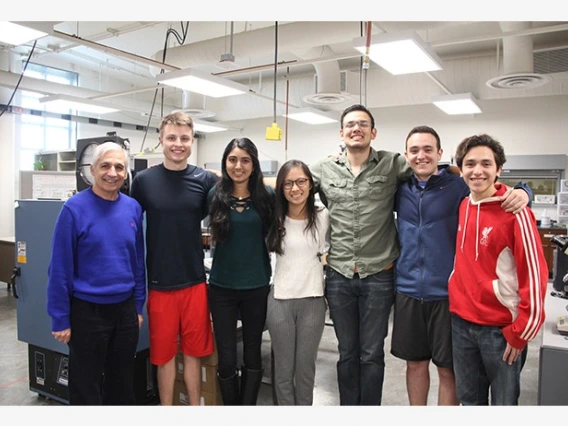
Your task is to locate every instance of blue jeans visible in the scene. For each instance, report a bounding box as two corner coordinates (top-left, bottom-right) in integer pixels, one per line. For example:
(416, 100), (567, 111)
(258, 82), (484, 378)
(324, 267), (394, 405)
(451, 314), (522, 405)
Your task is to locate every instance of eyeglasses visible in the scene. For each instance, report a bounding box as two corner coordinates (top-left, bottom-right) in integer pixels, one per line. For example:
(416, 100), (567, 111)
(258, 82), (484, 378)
(343, 120), (371, 129)
(283, 178), (309, 189)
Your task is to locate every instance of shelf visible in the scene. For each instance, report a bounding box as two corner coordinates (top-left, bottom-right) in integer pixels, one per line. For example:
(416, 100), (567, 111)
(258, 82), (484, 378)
(34, 150), (76, 172)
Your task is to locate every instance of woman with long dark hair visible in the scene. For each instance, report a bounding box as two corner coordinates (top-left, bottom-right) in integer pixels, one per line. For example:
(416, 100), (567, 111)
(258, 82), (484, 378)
(207, 137), (274, 405)
(266, 159), (329, 405)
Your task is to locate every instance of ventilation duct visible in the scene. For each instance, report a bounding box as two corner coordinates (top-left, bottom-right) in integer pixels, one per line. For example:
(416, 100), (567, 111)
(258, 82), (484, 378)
(486, 22), (551, 90)
(534, 47), (568, 74)
(290, 46), (352, 106)
(179, 91), (215, 119)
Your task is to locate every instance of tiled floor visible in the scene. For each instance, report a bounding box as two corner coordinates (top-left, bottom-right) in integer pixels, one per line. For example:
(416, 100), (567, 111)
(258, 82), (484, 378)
(0, 283), (542, 407)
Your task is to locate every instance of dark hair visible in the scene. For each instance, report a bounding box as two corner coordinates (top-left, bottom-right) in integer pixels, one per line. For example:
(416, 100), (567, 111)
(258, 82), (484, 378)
(209, 137), (274, 244)
(340, 104), (375, 130)
(454, 134), (506, 169)
(267, 160), (320, 255)
(405, 125), (441, 151)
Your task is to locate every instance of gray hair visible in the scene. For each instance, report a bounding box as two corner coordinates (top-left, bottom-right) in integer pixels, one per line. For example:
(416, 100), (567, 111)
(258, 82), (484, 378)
(92, 142), (129, 169)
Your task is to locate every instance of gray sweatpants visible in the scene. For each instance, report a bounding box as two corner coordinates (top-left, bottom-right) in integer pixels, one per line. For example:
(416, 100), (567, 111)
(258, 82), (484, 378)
(266, 288), (327, 405)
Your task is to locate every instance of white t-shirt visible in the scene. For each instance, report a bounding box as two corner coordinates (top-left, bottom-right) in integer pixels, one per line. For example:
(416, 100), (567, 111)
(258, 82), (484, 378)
(272, 208), (330, 299)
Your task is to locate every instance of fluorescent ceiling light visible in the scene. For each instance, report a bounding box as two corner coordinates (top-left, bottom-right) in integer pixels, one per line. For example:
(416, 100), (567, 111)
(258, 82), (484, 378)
(156, 68), (248, 98)
(193, 120), (228, 133)
(432, 93), (482, 115)
(39, 94), (120, 114)
(284, 108), (338, 125)
(0, 22), (48, 46)
(353, 31), (443, 75)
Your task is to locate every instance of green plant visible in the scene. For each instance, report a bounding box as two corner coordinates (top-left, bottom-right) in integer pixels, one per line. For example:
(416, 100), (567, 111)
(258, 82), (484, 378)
(33, 153), (46, 171)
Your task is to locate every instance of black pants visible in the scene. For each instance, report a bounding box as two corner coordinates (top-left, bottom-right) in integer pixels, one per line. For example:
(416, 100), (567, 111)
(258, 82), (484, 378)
(68, 297), (139, 405)
(208, 285), (270, 379)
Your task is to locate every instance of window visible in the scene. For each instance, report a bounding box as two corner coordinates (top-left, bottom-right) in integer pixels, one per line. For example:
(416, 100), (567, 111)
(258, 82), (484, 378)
(15, 63), (78, 171)
(500, 169), (563, 205)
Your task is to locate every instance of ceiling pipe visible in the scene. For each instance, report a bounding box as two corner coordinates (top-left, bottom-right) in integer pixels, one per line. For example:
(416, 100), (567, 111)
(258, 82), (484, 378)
(151, 21), (362, 72)
(290, 46), (349, 107)
(178, 91), (216, 119)
(0, 69), (174, 115)
(32, 21), (163, 60)
(486, 22), (551, 90)
(499, 22), (534, 74)
(431, 22), (568, 48)
(51, 30), (180, 72)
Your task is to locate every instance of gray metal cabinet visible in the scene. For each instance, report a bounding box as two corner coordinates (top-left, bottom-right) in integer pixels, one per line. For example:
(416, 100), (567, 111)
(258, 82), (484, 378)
(538, 287), (568, 405)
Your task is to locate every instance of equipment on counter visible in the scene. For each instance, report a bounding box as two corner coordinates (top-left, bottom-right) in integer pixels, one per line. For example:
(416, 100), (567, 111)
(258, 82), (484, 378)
(557, 315), (568, 336)
(13, 199), (158, 404)
(551, 234), (568, 336)
(552, 234), (568, 294)
(76, 132), (147, 194)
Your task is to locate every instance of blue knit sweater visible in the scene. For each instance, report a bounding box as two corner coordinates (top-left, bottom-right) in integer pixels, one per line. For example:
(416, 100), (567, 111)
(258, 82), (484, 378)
(47, 188), (146, 332)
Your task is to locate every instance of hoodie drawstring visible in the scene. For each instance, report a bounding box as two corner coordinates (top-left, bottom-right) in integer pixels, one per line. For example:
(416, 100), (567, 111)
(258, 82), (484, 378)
(460, 197), (485, 262)
(475, 203), (480, 261)
(460, 200), (470, 254)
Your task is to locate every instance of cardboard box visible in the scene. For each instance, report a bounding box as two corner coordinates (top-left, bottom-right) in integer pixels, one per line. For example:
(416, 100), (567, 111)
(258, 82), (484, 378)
(175, 352), (184, 383)
(175, 338), (218, 367)
(200, 390), (223, 406)
(201, 364), (219, 394)
(201, 347), (218, 366)
(173, 379), (189, 406)
(174, 354), (219, 395)
(173, 379), (223, 406)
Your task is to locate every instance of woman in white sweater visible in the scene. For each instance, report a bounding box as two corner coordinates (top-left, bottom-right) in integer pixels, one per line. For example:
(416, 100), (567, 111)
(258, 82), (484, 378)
(266, 159), (330, 405)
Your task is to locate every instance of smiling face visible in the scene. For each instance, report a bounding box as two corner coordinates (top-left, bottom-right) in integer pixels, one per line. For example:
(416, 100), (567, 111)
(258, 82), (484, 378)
(405, 132), (442, 181)
(282, 166), (312, 210)
(90, 149), (127, 200)
(340, 110), (377, 153)
(225, 147), (254, 185)
(460, 146), (503, 201)
(160, 123), (194, 170)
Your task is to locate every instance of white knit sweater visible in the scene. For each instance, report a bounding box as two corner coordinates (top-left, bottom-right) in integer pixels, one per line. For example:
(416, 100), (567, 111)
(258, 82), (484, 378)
(272, 208), (330, 299)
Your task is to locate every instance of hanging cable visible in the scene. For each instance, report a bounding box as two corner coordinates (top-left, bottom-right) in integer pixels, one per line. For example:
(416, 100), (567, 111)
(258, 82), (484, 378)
(284, 67), (290, 161)
(358, 22), (364, 105)
(273, 21), (278, 123)
(265, 22), (282, 141)
(361, 21), (372, 107)
(0, 41), (37, 118)
(139, 22), (189, 153)
(229, 22), (235, 58)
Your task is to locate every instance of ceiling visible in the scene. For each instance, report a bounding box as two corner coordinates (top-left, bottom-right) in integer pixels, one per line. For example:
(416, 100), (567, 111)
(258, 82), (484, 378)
(3, 21), (568, 127)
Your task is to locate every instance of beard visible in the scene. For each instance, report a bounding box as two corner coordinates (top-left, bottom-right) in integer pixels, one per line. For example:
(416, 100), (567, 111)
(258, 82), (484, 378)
(345, 140), (371, 154)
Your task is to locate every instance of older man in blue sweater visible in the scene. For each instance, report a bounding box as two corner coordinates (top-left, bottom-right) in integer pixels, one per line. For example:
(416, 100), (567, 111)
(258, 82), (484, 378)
(47, 142), (145, 405)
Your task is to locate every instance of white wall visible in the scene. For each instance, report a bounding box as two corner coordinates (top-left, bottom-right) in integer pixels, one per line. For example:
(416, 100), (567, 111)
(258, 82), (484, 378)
(200, 96), (568, 165)
(198, 95), (568, 220)
(2, 93), (567, 237)
(0, 113), (15, 237)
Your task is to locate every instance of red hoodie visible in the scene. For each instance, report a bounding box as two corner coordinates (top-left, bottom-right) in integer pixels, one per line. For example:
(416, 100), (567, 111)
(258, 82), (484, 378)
(448, 183), (548, 350)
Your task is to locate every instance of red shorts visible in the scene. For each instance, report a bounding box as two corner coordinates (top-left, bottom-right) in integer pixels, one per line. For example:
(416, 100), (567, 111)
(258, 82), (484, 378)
(147, 283), (213, 365)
